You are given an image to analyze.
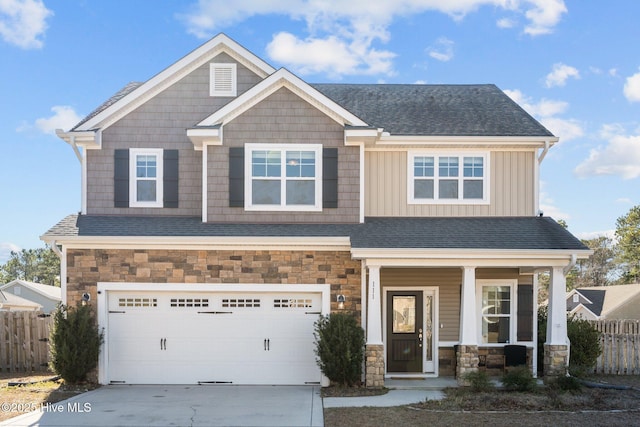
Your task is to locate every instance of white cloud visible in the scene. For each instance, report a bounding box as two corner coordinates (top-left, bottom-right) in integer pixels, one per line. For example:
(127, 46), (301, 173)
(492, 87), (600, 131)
(523, 0), (567, 36)
(616, 197), (632, 204)
(545, 63), (580, 88)
(0, 0), (52, 49)
(574, 126), (640, 179)
(497, 17), (516, 29)
(623, 69), (640, 102)
(0, 242), (20, 264)
(504, 89), (583, 142)
(18, 105), (82, 135)
(427, 37), (454, 62)
(609, 68), (618, 77)
(179, 0), (567, 77)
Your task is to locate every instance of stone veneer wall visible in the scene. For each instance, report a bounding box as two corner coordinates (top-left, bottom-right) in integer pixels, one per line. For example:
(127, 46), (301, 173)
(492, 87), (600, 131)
(456, 345), (479, 385)
(365, 344), (385, 388)
(543, 344), (568, 380)
(66, 249), (362, 319)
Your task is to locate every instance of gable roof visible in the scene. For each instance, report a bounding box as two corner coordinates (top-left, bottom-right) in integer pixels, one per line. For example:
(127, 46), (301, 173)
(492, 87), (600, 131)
(1, 280), (62, 301)
(572, 289), (606, 316)
(0, 290), (42, 310)
(312, 84), (554, 137)
(572, 284), (640, 318)
(71, 34), (275, 133)
(42, 214), (589, 252)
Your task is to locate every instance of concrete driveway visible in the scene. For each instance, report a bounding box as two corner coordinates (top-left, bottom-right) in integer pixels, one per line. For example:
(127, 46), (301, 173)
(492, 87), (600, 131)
(0, 385), (323, 427)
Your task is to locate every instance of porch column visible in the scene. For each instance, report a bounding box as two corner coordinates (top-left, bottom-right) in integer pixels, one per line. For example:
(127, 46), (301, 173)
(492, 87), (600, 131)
(457, 266), (479, 384)
(365, 264), (384, 387)
(544, 266), (569, 379)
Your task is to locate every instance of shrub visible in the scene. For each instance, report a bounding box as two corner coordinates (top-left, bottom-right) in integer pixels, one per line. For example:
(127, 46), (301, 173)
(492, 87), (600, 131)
(501, 366), (537, 392)
(462, 370), (494, 392)
(50, 304), (103, 384)
(537, 306), (602, 377)
(314, 313), (365, 386)
(548, 375), (582, 392)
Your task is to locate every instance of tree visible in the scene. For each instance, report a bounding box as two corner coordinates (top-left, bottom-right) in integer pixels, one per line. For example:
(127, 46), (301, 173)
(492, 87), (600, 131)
(615, 205), (640, 283)
(0, 247), (60, 286)
(573, 236), (621, 288)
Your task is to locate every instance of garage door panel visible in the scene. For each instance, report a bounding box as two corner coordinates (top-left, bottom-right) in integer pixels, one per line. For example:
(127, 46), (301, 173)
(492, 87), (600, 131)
(107, 290), (323, 385)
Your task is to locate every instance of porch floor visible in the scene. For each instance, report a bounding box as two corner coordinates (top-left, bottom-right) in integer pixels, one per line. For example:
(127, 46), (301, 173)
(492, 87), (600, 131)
(385, 377), (458, 389)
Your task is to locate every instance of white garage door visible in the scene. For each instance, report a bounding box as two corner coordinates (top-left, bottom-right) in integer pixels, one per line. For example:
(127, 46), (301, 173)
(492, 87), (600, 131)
(105, 290), (323, 385)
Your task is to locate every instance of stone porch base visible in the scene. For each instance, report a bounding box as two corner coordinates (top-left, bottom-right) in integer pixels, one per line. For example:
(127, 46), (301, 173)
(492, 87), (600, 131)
(365, 344), (385, 388)
(456, 344), (479, 386)
(543, 344), (568, 381)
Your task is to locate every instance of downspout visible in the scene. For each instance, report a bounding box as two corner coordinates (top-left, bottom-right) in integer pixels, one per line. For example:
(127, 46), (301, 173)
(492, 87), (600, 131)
(538, 140), (550, 164)
(563, 254), (577, 275)
(534, 140), (551, 216)
(69, 135), (83, 164)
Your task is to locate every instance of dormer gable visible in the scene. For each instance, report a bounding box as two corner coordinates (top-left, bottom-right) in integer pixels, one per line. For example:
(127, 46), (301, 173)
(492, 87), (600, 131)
(187, 68), (369, 149)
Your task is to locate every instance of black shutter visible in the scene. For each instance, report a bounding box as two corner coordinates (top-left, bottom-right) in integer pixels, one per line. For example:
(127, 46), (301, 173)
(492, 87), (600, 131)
(517, 284), (534, 342)
(163, 150), (179, 208)
(114, 149), (129, 208)
(229, 147), (244, 207)
(323, 148), (338, 209)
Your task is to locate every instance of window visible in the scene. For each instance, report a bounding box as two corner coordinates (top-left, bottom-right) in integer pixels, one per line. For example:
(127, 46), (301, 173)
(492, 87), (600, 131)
(244, 144), (322, 211)
(408, 152), (489, 204)
(572, 293), (580, 303)
(478, 280), (515, 344)
(210, 63), (237, 97)
(130, 148), (163, 208)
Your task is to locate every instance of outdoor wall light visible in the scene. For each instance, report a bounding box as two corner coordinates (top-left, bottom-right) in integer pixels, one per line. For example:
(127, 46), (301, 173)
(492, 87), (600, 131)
(337, 294), (346, 309)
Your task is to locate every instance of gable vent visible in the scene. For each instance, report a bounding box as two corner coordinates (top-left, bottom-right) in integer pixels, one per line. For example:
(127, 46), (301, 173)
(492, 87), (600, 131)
(210, 63), (237, 97)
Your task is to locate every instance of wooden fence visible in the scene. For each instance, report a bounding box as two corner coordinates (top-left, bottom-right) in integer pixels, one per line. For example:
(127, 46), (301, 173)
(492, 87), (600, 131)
(589, 319), (640, 375)
(0, 311), (53, 373)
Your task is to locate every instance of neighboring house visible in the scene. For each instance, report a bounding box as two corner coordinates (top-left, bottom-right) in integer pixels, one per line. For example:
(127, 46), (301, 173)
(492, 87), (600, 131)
(0, 289), (42, 311)
(567, 284), (640, 321)
(0, 280), (62, 313)
(43, 34), (591, 387)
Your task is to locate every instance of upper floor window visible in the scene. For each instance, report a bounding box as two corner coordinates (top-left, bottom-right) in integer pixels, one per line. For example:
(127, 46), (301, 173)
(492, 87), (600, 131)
(408, 152), (489, 204)
(244, 143), (322, 211)
(210, 63), (237, 97)
(130, 148), (163, 208)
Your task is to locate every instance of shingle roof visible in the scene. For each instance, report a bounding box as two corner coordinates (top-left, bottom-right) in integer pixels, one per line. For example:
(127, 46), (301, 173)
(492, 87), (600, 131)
(71, 82), (143, 130)
(312, 84), (554, 137)
(573, 289), (606, 316)
(43, 214), (587, 251)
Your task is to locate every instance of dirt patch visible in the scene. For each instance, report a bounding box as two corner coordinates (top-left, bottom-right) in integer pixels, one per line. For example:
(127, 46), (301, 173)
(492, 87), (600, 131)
(323, 375), (640, 427)
(322, 385), (388, 397)
(0, 372), (98, 423)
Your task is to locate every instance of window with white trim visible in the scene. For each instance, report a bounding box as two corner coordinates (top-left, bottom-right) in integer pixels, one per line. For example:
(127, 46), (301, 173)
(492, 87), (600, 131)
(210, 63), (237, 97)
(130, 148), (163, 208)
(408, 152), (489, 204)
(477, 280), (516, 344)
(244, 143), (322, 211)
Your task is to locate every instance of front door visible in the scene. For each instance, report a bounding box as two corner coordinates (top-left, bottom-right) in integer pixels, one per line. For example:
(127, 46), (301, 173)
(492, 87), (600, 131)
(386, 291), (423, 372)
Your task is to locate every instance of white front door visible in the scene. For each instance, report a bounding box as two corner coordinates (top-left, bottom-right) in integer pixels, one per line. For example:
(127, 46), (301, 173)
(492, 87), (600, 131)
(103, 287), (325, 385)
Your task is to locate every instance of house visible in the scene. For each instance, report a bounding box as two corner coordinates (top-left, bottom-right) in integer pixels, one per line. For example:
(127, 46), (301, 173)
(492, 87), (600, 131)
(0, 289), (42, 311)
(0, 280), (62, 313)
(567, 284), (640, 321)
(42, 33), (591, 387)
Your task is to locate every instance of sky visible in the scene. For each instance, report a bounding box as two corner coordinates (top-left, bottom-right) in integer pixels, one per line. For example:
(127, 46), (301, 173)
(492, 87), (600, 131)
(1, 0), (640, 263)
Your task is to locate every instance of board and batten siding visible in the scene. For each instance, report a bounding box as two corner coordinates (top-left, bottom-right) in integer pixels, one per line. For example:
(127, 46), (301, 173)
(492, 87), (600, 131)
(365, 150), (536, 217)
(207, 87), (360, 223)
(86, 53), (263, 216)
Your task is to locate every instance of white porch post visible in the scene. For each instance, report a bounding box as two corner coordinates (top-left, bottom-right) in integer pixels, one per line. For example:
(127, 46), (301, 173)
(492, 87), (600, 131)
(366, 265), (382, 345)
(365, 264), (384, 387)
(544, 266), (569, 378)
(459, 266), (477, 345)
(457, 266), (479, 383)
(546, 266), (568, 345)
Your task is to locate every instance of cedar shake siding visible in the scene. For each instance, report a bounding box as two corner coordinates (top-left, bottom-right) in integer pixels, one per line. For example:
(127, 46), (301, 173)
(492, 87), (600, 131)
(86, 53), (263, 215)
(207, 87), (360, 223)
